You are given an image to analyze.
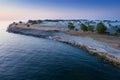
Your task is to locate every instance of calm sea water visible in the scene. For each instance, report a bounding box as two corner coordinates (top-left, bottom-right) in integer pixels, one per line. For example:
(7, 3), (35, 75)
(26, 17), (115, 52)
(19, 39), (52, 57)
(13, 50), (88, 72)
(0, 21), (120, 80)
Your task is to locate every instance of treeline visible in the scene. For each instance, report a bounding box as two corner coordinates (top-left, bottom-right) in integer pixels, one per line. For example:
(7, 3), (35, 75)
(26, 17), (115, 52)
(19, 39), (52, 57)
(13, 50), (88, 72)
(27, 19), (82, 24)
(68, 22), (107, 34)
(28, 20), (43, 24)
(68, 22), (120, 34)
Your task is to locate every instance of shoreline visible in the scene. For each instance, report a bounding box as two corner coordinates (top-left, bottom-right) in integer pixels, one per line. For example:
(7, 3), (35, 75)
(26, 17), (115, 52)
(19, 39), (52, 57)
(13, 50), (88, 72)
(51, 36), (120, 67)
(7, 23), (120, 68)
(64, 31), (120, 50)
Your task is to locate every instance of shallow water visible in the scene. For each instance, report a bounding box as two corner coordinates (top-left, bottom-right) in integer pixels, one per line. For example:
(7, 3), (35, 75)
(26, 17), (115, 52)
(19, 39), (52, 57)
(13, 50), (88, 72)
(0, 22), (120, 80)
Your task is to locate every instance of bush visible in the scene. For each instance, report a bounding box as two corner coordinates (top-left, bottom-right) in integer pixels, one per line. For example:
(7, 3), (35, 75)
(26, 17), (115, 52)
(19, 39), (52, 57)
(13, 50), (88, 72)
(38, 20), (42, 24)
(68, 22), (75, 30)
(81, 23), (88, 31)
(116, 28), (120, 33)
(88, 25), (94, 32)
(13, 22), (16, 24)
(19, 21), (23, 24)
(44, 19), (59, 22)
(75, 28), (79, 31)
(96, 22), (107, 34)
(27, 24), (30, 27)
(15, 23), (18, 25)
(28, 20), (38, 24)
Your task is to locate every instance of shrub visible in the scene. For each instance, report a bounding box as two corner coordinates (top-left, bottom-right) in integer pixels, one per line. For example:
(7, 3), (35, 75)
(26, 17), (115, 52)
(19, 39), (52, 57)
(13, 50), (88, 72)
(80, 23), (88, 31)
(19, 21), (22, 24)
(13, 22), (16, 24)
(27, 24), (30, 27)
(38, 20), (42, 24)
(28, 20), (38, 24)
(75, 28), (79, 31)
(88, 25), (94, 32)
(68, 22), (75, 30)
(44, 19), (59, 22)
(116, 28), (120, 33)
(15, 23), (18, 25)
(96, 22), (107, 34)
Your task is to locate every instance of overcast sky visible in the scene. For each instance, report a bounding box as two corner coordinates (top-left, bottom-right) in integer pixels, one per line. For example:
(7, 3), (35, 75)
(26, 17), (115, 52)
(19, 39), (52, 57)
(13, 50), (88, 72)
(0, 0), (120, 20)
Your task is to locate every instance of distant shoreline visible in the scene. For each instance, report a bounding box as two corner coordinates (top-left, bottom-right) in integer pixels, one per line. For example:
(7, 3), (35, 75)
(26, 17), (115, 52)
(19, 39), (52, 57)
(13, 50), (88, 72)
(7, 20), (120, 68)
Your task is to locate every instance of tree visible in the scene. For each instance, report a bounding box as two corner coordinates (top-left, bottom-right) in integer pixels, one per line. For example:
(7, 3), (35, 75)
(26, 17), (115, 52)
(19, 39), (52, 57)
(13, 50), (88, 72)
(88, 25), (94, 32)
(80, 23), (88, 31)
(96, 22), (107, 34)
(68, 22), (75, 30)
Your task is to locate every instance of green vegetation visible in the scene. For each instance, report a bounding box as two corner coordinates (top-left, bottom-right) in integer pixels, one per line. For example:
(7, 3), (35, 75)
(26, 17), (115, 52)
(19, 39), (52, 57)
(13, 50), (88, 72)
(13, 22), (16, 24)
(96, 22), (107, 34)
(44, 19), (60, 22)
(75, 28), (79, 31)
(116, 28), (120, 33)
(19, 21), (23, 24)
(68, 22), (75, 30)
(38, 20), (42, 24)
(80, 23), (88, 31)
(27, 24), (30, 27)
(28, 20), (43, 24)
(15, 23), (18, 25)
(88, 25), (94, 32)
(28, 20), (38, 24)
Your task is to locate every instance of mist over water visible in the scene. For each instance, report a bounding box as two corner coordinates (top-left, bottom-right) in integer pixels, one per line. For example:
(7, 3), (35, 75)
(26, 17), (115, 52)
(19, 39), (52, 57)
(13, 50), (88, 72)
(0, 21), (120, 80)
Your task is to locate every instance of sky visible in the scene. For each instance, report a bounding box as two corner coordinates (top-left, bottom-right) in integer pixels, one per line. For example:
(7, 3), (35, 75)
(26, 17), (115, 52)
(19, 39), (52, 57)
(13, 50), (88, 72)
(0, 0), (120, 20)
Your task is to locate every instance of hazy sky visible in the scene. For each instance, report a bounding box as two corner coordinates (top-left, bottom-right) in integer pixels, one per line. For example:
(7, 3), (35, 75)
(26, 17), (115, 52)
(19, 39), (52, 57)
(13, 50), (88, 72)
(0, 0), (120, 20)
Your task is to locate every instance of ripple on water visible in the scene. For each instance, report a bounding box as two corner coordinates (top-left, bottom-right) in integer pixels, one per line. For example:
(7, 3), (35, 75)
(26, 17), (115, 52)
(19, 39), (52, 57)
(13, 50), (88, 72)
(0, 25), (120, 80)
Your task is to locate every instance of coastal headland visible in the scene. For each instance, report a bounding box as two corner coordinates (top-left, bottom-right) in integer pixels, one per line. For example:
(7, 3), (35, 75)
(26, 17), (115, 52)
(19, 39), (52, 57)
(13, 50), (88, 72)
(7, 20), (120, 68)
